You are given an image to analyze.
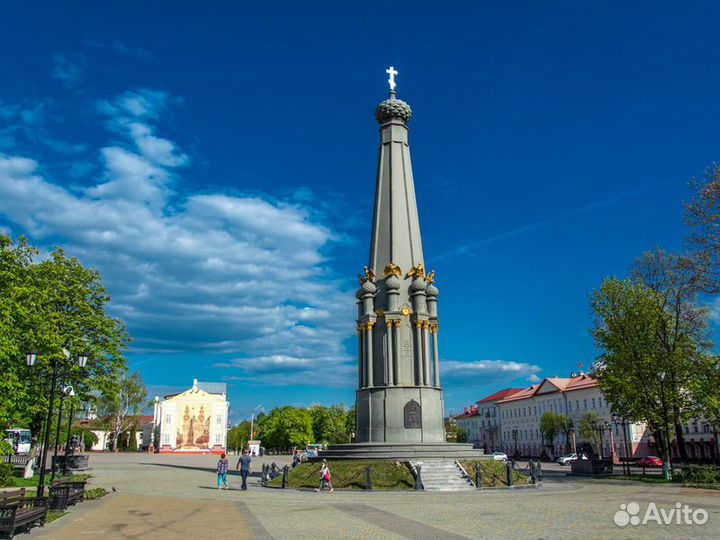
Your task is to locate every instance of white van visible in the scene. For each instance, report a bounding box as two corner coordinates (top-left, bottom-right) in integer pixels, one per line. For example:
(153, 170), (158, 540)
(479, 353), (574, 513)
(4, 429), (32, 455)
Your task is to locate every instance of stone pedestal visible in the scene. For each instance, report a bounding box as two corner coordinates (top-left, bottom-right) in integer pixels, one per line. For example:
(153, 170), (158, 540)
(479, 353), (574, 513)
(356, 386), (445, 443)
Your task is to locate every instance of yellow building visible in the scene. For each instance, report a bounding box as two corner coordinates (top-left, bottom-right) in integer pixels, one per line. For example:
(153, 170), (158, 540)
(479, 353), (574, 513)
(156, 379), (229, 454)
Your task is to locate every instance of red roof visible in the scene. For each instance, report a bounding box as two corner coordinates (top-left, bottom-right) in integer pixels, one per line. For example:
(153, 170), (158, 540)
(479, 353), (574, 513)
(495, 385), (539, 404)
(564, 373), (598, 392)
(477, 388), (524, 404)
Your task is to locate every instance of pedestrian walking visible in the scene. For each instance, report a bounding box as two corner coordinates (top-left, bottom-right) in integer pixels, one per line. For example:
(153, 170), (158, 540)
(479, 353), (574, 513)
(315, 459), (334, 492)
(217, 453), (229, 490)
(237, 449), (252, 490)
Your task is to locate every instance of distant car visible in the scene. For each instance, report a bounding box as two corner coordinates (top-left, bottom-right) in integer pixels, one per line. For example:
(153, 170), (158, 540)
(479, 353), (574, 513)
(635, 456), (663, 468)
(557, 453), (579, 465)
(491, 451), (508, 462)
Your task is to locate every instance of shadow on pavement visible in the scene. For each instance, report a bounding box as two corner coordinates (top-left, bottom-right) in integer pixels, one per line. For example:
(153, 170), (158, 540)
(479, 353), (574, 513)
(137, 462), (261, 478)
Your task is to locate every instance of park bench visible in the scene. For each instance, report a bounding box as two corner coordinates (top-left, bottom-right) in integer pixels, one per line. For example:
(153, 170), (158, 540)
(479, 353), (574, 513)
(48, 479), (86, 511)
(0, 456), (31, 472)
(51, 454), (90, 473)
(0, 489), (48, 539)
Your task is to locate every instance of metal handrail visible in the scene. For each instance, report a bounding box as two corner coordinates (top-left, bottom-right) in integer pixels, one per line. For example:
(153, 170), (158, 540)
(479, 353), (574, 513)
(454, 460), (475, 487)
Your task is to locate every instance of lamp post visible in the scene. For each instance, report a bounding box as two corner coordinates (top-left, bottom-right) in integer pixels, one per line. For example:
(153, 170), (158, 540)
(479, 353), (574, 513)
(61, 386), (77, 476)
(50, 385), (76, 482)
(512, 429), (518, 461)
(26, 350), (88, 498)
(249, 404), (263, 451)
(604, 421), (616, 468)
(570, 427), (577, 454)
(612, 413), (631, 476)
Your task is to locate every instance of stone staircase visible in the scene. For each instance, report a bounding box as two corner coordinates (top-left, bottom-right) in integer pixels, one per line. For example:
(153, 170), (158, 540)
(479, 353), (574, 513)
(411, 459), (475, 491)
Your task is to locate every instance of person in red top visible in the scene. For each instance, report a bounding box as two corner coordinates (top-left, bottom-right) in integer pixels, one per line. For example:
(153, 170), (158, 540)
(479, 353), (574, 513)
(315, 459), (334, 492)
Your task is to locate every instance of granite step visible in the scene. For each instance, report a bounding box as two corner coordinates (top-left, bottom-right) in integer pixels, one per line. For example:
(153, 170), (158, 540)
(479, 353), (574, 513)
(410, 459), (475, 492)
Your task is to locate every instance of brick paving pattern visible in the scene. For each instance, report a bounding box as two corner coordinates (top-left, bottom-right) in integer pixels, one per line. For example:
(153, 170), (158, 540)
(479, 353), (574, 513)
(25, 453), (720, 540)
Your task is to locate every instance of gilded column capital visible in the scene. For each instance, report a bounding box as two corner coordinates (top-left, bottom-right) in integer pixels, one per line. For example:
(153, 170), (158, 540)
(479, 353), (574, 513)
(367, 321), (375, 330)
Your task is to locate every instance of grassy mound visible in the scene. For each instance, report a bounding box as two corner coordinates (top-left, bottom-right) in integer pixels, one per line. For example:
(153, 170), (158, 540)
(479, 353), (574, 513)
(268, 461), (415, 490)
(460, 460), (530, 487)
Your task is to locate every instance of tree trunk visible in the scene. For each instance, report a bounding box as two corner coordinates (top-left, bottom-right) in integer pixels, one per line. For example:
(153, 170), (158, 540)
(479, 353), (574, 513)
(674, 422), (689, 464)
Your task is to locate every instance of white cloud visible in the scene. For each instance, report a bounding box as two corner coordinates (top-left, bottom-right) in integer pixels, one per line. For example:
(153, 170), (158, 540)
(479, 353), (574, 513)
(0, 88), (355, 386)
(52, 54), (84, 89)
(441, 359), (542, 387)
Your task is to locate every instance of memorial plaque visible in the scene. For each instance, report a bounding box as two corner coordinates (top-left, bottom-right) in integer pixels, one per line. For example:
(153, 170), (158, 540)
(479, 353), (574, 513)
(404, 399), (422, 428)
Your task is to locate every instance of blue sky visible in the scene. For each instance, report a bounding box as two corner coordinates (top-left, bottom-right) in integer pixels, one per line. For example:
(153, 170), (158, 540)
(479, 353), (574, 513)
(1, 2), (719, 423)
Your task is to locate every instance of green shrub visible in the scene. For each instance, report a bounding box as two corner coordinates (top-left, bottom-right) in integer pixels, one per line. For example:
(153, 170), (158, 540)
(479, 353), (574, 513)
(128, 429), (137, 451)
(680, 465), (720, 484)
(0, 462), (14, 487)
(84, 487), (108, 500)
(0, 439), (14, 456)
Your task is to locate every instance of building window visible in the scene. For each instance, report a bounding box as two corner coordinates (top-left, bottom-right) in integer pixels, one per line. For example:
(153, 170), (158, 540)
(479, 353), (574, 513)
(165, 414), (172, 424)
(215, 434), (221, 444)
(162, 433), (170, 444)
(584, 399), (587, 410)
(703, 424), (710, 434)
(693, 424), (699, 433)
(216, 416), (222, 425)
(684, 426), (689, 434)
(592, 398), (596, 409)
(576, 400), (579, 411)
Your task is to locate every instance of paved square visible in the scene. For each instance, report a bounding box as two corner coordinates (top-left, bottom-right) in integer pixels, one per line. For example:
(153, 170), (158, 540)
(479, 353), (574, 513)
(28, 453), (720, 540)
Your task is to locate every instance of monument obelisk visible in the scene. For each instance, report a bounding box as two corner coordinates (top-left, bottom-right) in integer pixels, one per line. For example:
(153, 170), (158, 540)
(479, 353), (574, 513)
(323, 68), (481, 459)
(354, 66), (445, 444)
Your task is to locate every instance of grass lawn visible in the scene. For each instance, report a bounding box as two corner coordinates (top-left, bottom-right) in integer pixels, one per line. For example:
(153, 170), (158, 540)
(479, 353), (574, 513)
(47, 511), (66, 523)
(268, 461), (415, 490)
(460, 460), (530, 487)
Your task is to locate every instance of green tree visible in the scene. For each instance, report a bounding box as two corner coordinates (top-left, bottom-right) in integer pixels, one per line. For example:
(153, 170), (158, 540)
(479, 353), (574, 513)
(540, 412), (562, 458)
(456, 427), (468, 443)
(0, 235), (130, 433)
(97, 372), (148, 452)
(556, 415), (574, 454)
(631, 249), (714, 464)
(309, 404), (350, 445)
(346, 406), (356, 442)
(591, 274), (713, 477)
(227, 420), (251, 454)
(578, 411), (602, 454)
(256, 406), (313, 451)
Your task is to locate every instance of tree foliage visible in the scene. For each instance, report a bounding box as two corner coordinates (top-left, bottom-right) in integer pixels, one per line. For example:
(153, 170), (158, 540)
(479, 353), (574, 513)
(227, 420), (251, 453)
(309, 404), (352, 445)
(256, 406), (314, 450)
(96, 371), (148, 451)
(590, 268), (715, 472)
(578, 411), (602, 453)
(540, 412), (563, 457)
(0, 235), (130, 432)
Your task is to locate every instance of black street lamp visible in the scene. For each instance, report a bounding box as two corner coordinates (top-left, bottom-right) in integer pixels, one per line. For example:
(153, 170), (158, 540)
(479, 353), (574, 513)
(26, 350), (89, 498)
(512, 429), (518, 461)
(61, 386), (77, 476)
